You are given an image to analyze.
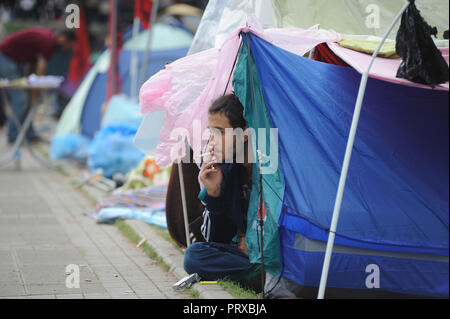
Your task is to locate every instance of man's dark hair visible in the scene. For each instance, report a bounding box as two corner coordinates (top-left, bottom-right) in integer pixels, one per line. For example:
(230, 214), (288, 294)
(59, 29), (77, 42)
(209, 94), (247, 129)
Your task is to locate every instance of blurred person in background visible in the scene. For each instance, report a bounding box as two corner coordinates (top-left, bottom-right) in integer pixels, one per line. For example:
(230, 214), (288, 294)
(0, 27), (76, 143)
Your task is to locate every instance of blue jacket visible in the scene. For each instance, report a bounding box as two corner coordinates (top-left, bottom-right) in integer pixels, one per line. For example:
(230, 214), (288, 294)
(198, 163), (251, 244)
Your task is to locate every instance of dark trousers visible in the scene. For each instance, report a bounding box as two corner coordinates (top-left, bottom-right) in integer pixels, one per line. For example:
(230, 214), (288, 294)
(183, 241), (254, 282)
(0, 53), (36, 142)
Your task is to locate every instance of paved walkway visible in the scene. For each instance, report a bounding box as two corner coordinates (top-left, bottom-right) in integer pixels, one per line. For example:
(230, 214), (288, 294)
(0, 138), (192, 299)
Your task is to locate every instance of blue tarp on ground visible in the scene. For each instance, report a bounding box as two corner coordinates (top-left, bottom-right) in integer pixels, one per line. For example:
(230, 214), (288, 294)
(243, 33), (449, 297)
(87, 122), (145, 178)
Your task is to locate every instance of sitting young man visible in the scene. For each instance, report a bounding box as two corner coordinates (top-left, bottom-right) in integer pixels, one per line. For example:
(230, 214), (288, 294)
(183, 93), (258, 287)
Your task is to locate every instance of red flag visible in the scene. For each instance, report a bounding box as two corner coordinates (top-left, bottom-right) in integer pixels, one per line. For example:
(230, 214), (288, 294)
(107, 0), (123, 101)
(67, 5), (91, 87)
(134, 0), (153, 29)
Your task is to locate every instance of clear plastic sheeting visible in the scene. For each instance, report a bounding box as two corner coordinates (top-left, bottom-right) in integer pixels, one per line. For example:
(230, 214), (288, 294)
(187, 0), (277, 55)
(133, 111), (166, 156)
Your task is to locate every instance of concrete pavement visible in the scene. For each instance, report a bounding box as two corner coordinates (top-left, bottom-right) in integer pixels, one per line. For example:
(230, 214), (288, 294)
(0, 100), (234, 299)
(0, 137), (193, 299)
(0, 87), (240, 300)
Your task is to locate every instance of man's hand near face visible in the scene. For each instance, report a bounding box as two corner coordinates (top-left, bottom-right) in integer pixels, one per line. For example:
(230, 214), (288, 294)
(199, 157), (223, 198)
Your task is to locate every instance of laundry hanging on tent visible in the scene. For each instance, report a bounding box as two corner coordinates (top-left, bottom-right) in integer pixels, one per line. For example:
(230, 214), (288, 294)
(395, 0), (449, 86)
(338, 35), (398, 58)
(327, 41), (449, 90)
(313, 43), (349, 67)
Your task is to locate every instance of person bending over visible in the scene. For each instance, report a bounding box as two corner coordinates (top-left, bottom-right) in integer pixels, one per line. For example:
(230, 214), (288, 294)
(183, 93), (259, 288)
(0, 27), (76, 143)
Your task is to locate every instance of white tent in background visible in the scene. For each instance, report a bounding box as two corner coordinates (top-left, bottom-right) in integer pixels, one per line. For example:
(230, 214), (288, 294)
(187, 0), (277, 55)
(188, 0), (448, 56)
(273, 0), (448, 39)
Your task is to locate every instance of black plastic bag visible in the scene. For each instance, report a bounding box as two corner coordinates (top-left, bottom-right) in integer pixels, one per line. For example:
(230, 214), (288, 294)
(396, 0), (449, 87)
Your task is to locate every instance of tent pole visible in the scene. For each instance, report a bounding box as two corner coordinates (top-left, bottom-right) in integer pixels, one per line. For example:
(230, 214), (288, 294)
(178, 157), (191, 247)
(257, 150), (266, 299)
(108, 0), (118, 99)
(317, 0), (410, 299)
(130, 16), (141, 101)
(244, 31), (267, 299)
(139, 0), (160, 89)
(308, 47), (316, 59)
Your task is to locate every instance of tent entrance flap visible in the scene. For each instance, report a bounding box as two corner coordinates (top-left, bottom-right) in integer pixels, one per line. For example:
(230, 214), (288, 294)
(232, 33), (285, 277)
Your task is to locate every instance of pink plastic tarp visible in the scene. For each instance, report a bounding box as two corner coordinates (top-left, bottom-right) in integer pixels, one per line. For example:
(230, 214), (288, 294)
(327, 42), (449, 91)
(139, 17), (341, 166)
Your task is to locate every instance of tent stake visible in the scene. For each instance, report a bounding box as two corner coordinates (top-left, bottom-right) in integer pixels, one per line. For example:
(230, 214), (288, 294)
(317, 0), (410, 299)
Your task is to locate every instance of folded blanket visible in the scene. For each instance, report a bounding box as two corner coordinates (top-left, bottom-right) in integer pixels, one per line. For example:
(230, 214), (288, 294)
(338, 35), (398, 58)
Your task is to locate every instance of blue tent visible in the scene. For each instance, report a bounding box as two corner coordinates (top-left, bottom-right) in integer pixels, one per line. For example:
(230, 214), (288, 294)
(233, 32), (449, 298)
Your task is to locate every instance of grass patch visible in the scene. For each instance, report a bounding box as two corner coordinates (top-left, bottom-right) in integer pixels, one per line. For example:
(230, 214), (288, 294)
(57, 166), (70, 177)
(115, 219), (199, 298)
(187, 288), (200, 299)
(32, 143), (49, 159)
(115, 219), (170, 272)
(74, 184), (98, 206)
(148, 224), (185, 254)
(218, 280), (260, 299)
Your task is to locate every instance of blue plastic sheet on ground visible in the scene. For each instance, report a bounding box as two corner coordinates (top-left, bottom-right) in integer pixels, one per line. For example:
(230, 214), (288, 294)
(87, 122), (145, 178)
(96, 207), (167, 229)
(49, 133), (91, 161)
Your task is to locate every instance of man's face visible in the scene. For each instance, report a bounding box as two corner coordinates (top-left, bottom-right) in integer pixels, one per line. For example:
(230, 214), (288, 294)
(56, 34), (75, 51)
(207, 112), (248, 163)
(208, 112), (235, 163)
